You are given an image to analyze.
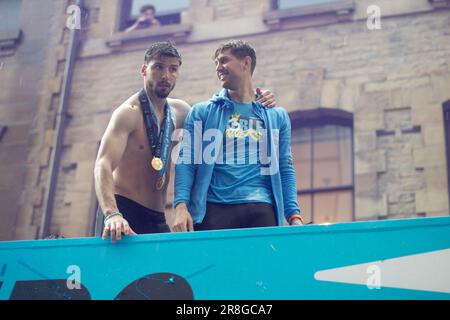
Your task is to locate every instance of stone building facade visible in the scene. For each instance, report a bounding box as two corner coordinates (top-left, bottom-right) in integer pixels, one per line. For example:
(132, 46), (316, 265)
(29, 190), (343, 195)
(0, 0), (449, 240)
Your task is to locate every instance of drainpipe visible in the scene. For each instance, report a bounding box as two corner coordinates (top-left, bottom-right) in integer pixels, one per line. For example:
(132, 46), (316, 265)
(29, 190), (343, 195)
(38, 0), (84, 239)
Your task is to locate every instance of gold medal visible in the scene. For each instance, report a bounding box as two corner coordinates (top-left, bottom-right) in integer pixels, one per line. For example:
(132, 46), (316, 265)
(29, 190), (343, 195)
(155, 174), (166, 190)
(151, 157), (163, 171)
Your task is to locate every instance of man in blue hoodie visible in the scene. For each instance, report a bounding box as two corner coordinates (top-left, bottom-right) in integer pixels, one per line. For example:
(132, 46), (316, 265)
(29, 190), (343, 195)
(173, 40), (303, 232)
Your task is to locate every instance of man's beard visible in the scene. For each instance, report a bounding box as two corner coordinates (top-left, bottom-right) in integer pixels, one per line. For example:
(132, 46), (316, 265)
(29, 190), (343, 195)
(152, 82), (175, 99)
(155, 88), (171, 98)
(220, 73), (237, 90)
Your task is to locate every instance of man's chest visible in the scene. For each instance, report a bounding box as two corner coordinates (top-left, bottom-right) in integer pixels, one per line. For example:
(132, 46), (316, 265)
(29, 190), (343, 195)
(224, 109), (265, 142)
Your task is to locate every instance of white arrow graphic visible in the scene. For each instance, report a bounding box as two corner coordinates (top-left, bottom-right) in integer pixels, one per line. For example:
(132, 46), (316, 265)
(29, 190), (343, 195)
(314, 248), (450, 294)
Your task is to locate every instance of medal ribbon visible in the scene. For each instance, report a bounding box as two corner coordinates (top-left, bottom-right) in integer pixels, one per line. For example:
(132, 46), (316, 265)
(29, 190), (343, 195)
(138, 88), (173, 177)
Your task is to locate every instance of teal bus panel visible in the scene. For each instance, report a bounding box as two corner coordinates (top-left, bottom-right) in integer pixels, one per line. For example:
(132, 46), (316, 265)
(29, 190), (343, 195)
(0, 217), (449, 299)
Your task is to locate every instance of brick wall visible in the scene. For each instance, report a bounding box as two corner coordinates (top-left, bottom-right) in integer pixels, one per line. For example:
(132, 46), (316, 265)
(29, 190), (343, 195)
(0, 0), (69, 240)
(1, 0), (449, 239)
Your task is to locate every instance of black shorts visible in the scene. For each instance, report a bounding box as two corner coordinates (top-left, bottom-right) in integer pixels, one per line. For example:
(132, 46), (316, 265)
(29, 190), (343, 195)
(97, 195), (170, 235)
(194, 202), (277, 231)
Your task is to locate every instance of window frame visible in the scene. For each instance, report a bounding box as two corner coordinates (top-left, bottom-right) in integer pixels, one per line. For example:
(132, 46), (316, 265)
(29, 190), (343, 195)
(290, 108), (355, 223)
(0, 0), (22, 57)
(264, 0), (355, 30)
(272, 0), (346, 10)
(108, 0), (192, 50)
(119, 0), (187, 31)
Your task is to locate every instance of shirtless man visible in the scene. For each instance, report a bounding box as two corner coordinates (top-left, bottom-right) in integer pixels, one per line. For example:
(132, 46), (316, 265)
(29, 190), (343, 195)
(94, 42), (275, 243)
(94, 42), (188, 243)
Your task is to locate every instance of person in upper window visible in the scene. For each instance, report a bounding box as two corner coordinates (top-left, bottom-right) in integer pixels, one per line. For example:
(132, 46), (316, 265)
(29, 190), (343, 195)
(125, 4), (161, 32)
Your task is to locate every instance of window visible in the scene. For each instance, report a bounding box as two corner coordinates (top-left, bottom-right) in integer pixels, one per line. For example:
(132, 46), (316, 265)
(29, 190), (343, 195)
(120, 0), (188, 31)
(0, 0), (22, 31)
(0, 0), (22, 56)
(290, 108), (354, 224)
(276, 0), (342, 9)
(265, 0), (354, 30)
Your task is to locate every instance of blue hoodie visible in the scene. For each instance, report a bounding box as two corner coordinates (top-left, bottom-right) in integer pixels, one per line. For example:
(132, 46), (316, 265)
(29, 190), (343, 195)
(174, 89), (301, 225)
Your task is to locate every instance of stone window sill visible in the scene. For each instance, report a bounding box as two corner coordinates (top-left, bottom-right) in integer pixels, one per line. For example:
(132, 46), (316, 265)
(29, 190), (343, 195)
(107, 24), (192, 51)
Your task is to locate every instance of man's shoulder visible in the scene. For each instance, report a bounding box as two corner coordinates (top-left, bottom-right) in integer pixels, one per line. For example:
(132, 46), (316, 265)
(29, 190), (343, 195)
(110, 98), (142, 131)
(115, 92), (141, 115)
(264, 105), (292, 131)
(168, 98), (191, 128)
(168, 98), (191, 114)
(265, 105), (289, 119)
(115, 99), (142, 117)
(192, 97), (220, 113)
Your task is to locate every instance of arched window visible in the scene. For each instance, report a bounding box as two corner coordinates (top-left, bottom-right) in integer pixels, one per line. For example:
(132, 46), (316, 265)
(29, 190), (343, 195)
(290, 108), (354, 224)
